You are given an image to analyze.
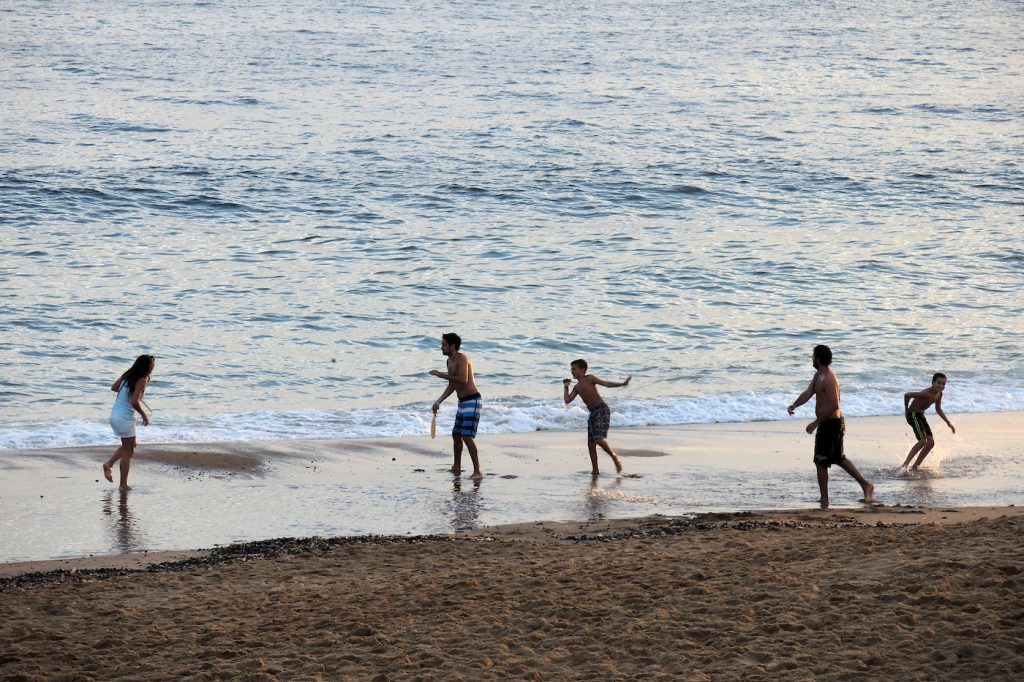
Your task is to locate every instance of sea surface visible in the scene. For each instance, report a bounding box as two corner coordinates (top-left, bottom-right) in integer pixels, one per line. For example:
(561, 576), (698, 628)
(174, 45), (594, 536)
(2, 0), (1022, 449)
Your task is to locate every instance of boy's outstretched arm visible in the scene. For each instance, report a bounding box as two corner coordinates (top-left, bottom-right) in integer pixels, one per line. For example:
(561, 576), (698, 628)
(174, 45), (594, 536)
(935, 396), (955, 433)
(592, 374), (631, 389)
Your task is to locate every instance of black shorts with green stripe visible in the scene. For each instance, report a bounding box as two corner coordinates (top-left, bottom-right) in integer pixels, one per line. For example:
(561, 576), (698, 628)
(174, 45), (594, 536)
(906, 411), (933, 441)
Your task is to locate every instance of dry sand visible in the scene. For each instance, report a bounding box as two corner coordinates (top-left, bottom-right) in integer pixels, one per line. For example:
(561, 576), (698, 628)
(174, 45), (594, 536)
(2, 506), (1022, 681)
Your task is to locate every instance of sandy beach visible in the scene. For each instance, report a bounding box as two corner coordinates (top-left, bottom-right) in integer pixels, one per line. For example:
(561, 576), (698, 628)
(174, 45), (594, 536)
(2, 413), (1023, 679)
(2, 506), (1022, 680)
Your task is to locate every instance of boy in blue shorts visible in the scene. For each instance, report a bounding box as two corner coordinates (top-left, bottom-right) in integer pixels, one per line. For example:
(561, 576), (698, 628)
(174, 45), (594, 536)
(563, 359), (631, 476)
(430, 332), (483, 479)
(901, 372), (956, 472)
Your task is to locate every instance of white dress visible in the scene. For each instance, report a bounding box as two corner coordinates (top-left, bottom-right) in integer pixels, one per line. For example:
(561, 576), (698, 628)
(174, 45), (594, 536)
(109, 381), (136, 438)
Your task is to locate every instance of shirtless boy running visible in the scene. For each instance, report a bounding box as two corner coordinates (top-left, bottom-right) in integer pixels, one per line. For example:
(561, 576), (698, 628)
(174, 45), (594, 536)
(430, 332), (483, 479)
(901, 372), (955, 472)
(788, 345), (874, 508)
(563, 359), (631, 476)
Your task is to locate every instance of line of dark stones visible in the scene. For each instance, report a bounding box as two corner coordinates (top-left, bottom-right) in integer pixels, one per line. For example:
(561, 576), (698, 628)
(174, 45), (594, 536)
(0, 517), (914, 591)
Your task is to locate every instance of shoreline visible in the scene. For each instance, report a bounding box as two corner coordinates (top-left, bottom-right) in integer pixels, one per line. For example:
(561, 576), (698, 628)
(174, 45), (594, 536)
(2, 411), (1022, 566)
(4, 408), (1024, 456)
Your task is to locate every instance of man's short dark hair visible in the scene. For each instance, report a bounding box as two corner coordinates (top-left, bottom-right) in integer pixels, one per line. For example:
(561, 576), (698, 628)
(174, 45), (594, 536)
(932, 372), (947, 383)
(442, 332), (461, 351)
(571, 359), (588, 371)
(813, 345), (832, 366)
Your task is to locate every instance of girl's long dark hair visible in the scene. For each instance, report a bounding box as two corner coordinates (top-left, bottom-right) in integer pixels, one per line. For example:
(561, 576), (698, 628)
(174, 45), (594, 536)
(121, 354), (155, 394)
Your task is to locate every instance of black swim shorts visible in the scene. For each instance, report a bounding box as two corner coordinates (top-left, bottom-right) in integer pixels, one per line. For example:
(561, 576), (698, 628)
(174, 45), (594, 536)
(905, 411), (932, 441)
(813, 417), (846, 468)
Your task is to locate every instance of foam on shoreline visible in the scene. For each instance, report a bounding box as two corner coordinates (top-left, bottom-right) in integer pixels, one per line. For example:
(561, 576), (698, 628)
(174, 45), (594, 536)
(3, 380), (1022, 450)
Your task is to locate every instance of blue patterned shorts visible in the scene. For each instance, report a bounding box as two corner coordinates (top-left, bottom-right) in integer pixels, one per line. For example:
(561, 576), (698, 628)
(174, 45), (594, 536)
(452, 393), (482, 438)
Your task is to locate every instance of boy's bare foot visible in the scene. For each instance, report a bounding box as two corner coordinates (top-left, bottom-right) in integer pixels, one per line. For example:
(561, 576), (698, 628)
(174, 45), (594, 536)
(119, 485), (132, 491)
(102, 464), (113, 482)
(450, 466), (463, 475)
(819, 497), (829, 509)
(470, 470), (483, 480)
(613, 459), (624, 474)
(861, 483), (875, 504)
(591, 470), (600, 476)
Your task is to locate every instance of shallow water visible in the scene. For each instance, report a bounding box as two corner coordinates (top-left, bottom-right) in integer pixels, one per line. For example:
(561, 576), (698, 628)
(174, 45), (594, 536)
(2, 417), (1021, 564)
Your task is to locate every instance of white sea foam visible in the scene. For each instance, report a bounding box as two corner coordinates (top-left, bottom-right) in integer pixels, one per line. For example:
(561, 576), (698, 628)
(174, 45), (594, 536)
(2, 381), (1020, 451)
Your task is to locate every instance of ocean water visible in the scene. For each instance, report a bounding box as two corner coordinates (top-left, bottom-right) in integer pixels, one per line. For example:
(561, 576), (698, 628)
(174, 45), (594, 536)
(2, 0), (1023, 450)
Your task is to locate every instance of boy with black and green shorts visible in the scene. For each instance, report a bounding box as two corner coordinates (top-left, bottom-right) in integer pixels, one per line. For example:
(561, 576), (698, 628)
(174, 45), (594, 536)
(901, 373), (956, 472)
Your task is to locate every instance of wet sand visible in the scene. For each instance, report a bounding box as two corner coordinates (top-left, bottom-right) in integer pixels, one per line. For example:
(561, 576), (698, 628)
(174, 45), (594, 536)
(1, 412), (1023, 565)
(2, 506), (1022, 680)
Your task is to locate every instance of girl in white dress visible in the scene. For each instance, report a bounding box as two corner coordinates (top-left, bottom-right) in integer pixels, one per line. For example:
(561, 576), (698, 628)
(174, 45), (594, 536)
(103, 354), (155, 490)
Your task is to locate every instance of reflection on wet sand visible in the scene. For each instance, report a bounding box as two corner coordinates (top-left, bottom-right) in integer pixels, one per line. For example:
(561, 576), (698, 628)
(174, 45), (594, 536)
(448, 477), (482, 532)
(586, 476), (623, 521)
(903, 475), (937, 506)
(102, 489), (143, 554)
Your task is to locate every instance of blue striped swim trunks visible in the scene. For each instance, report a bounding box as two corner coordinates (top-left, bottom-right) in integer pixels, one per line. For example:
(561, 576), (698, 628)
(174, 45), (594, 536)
(453, 393), (482, 438)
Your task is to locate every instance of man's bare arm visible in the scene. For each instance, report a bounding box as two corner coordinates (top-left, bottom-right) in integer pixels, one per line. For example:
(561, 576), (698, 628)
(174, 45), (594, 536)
(433, 385), (457, 413)
(788, 378), (815, 415)
(429, 356), (469, 385)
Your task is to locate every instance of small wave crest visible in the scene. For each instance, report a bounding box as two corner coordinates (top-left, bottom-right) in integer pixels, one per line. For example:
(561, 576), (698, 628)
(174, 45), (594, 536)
(2, 382), (1021, 451)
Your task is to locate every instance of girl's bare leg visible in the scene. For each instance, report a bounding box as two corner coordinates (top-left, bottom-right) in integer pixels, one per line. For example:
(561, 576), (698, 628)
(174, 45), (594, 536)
(105, 437), (136, 489)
